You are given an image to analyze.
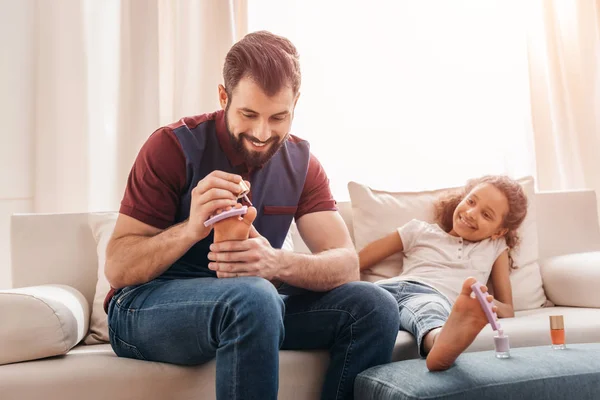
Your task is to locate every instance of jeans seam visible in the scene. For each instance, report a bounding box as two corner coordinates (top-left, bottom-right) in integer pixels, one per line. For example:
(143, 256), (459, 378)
(284, 308), (358, 399)
(232, 305), (239, 400)
(401, 299), (449, 356)
(285, 308), (358, 322)
(116, 299), (233, 312)
(400, 301), (429, 352)
(335, 321), (354, 400)
(113, 300), (239, 366)
(114, 284), (143, 307)
(108, 325), (147, 361)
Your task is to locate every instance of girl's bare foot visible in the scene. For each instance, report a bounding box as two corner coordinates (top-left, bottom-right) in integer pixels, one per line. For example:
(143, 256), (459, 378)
(426, 277), (496, 371)
(212, 204), (257, 243)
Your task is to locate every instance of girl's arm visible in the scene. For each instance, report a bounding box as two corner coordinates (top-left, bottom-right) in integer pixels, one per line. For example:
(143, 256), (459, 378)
(358, 231), (404, 271)
(489, 249), (515, 318)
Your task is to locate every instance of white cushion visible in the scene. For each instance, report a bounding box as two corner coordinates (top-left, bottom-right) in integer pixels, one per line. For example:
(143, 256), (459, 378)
(468, 306), (600, 352)
(84, 212), (118, 344)
(0, 284), (89, 365)
(0, 343), (329, 400)
(540, 251), (600, 308)
(348, 176), (549, 311)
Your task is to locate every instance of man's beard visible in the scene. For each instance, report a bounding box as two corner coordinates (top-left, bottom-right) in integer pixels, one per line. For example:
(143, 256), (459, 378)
(225, 109), (288, 169)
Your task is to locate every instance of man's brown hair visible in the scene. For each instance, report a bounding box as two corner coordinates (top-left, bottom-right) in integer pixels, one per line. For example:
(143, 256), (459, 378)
(223, 30), (301, 97)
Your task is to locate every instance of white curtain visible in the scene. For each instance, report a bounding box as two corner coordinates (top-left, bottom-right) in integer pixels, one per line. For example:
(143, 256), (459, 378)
(527, 0), (600, 211)
(0, 0), (247, 288)
(247, 0), (600, 209)
(0, 0), (36, 289)
(248, 0), (536, 200)
(34, 0), (247, 214)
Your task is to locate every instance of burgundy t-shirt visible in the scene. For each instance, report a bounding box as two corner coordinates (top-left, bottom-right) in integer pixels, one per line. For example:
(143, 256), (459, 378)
(120, 110), (337, 228)
(104, 110), (337, 312)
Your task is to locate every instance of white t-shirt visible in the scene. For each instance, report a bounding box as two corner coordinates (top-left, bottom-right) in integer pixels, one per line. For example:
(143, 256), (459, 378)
(376, 219), (508, 303)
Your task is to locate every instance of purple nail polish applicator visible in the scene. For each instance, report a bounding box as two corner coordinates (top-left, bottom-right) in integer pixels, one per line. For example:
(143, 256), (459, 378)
(471, 281), (511, 358)
(204, 206), (248, 227)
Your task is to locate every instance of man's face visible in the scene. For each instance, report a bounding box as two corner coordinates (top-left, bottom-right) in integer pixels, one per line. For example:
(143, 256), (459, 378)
(219, 77), (298, 168)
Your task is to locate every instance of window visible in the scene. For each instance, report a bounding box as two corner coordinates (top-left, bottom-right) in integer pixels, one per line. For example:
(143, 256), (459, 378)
(248, 0), (535, 200)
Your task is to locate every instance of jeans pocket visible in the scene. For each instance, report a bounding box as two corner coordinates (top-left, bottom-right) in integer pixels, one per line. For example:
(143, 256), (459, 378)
(114, 284), (142, 309)
(108, 326), (146, 361)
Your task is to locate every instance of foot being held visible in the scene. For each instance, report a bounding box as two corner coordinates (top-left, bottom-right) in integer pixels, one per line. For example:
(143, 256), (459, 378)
(425, 277), (497, 371)
(212, 203), (257, 243)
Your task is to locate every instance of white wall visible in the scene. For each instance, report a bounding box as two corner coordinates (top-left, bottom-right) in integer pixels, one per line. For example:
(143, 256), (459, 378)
(0, 0), (36, 289)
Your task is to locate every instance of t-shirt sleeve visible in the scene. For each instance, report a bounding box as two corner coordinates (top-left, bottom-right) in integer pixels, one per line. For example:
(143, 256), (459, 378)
(295, 153), (337, 220)
(397, 219), (426, 252)
(494, 237), (509, 262)
(119, 128), (186, 229)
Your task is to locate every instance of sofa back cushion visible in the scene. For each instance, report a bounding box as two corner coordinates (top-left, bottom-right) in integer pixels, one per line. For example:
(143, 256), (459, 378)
(10, 212), (99, 312)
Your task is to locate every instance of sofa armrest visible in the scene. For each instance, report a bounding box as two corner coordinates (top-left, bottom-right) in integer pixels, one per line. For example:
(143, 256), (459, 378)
(540, 251), (600, 308)
(0, 284), (90, 365)
(536, 190), (600, 259)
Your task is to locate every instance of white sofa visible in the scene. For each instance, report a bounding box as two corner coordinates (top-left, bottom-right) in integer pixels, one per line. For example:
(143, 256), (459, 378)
(1, 184), (600, 400)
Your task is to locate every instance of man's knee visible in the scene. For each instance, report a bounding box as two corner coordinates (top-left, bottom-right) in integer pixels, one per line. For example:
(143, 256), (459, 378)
(228, 277), (284, 321)
(336, 281), (400, 329)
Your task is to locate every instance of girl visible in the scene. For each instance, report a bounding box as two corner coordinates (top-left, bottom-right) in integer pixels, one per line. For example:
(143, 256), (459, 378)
(359, 175), (528, 371)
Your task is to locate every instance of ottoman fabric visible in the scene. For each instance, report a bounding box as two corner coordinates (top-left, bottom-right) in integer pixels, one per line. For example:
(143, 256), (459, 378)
(356, 343), (600, 400)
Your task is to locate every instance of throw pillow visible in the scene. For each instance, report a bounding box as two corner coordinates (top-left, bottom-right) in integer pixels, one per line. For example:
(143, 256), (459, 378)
(84, 212), (118, 344)
(348, 176), (550, 311)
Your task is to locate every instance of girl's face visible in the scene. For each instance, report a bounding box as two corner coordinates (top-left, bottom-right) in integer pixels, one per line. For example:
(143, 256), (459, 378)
(451, 183), (509, 241)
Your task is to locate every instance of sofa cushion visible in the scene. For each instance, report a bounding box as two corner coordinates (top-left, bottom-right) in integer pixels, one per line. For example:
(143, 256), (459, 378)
(84, 212), (117, 344)
(355, 343), (600, 400)
(540, 251), (600, 308)
(392, 306), (600, 360)
(0, 343), (329, 400)
(0, 284), (89, 365)
(467, 306), (600, 353)
(348, 176), (549, 311)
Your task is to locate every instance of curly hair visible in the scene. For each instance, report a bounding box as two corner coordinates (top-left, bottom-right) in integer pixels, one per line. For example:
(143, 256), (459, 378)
(434, 175), (528, 268)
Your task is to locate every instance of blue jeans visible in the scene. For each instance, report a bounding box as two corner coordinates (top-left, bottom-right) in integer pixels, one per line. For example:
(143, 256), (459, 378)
(377, 280), (452, 357)
(107, 277), (399, 400)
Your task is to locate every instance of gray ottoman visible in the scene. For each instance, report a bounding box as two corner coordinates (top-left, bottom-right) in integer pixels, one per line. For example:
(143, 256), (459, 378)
(355, 343), (600, 400)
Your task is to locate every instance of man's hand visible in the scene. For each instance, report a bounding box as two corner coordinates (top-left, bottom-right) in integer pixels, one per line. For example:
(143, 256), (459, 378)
(185, 170), (250, 242)
(207, 226), (283, 280)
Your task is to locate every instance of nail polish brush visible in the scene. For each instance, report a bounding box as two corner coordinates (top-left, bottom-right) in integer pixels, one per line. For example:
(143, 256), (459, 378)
(237, 181), (253, 206)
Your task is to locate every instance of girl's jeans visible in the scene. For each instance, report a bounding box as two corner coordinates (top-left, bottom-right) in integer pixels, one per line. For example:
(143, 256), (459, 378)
(378, 280), (453, 357)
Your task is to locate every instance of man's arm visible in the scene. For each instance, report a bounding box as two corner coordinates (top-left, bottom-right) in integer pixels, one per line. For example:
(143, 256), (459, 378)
(105, 215), (197, 289)
(208, 210), (359, 291)
(106, 170), (248, 289)
(276, 210), (359, 291)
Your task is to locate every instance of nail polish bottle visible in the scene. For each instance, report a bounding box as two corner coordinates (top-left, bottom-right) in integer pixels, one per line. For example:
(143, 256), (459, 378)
(494, 329), (510, 358)
(237, 181), (252, 205)
(549, 315), (566, 349)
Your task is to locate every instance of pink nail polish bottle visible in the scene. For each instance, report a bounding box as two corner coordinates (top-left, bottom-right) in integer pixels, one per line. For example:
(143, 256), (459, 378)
(471, 281), (511, 359)
(494, 329), (510, 358)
